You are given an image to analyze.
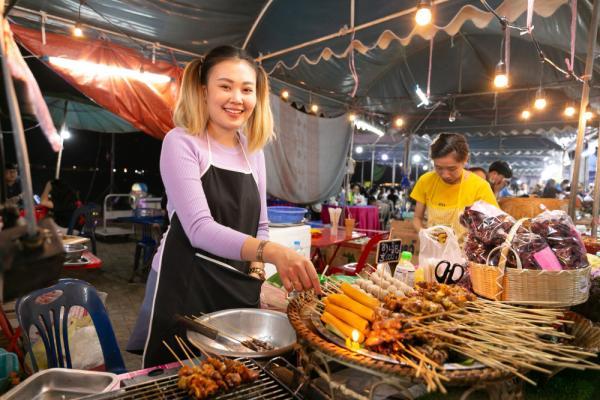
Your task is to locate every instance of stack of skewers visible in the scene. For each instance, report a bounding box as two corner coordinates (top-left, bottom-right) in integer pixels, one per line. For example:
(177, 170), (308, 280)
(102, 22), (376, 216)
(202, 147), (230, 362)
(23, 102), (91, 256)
(308, 267), (600, 393)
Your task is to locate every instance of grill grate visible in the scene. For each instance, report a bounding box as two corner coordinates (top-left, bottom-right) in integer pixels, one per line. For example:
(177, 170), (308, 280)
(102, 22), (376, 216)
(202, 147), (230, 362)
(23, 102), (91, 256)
(81, 359), (298, 400)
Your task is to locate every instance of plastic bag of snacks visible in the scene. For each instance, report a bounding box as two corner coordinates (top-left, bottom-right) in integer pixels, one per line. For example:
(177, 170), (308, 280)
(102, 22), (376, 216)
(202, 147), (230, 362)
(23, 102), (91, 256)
(459, 201), (519, 247)
(488, 231), (561, 271)
(530, 210), (589, 269)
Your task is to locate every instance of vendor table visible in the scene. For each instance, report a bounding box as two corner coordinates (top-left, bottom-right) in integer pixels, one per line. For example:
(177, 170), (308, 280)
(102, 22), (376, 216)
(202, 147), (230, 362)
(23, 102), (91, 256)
(321, 205), (380, 230)
(311, 227), (367, 271)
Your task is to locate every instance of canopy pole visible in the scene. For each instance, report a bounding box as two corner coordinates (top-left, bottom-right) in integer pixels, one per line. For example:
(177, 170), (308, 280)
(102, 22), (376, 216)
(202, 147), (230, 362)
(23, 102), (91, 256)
(361, 161), (364, 185)
(392, 157), (396, 186)
(0, 6), (37, 238)
(592, 121), (600, 237)
(403, 134), (411, 178)
(370, 148), (375, 185)
(569, 0), (600, 219)
(110, 132), (116, 193)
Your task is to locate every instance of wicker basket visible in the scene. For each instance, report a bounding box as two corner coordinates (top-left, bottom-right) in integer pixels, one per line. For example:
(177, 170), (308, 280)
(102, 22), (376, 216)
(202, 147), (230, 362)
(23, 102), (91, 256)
(469, 219), (592, 306)
(498, 197), (567, 220)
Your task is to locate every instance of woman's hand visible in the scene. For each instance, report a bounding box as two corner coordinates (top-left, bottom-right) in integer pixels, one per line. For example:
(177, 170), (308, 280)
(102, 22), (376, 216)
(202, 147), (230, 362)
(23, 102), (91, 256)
(266, 243), (322, 294)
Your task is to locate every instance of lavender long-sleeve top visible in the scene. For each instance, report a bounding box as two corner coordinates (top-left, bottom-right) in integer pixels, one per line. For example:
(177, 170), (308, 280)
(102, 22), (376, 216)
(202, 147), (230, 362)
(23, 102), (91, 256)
(151, 127), (269, 271)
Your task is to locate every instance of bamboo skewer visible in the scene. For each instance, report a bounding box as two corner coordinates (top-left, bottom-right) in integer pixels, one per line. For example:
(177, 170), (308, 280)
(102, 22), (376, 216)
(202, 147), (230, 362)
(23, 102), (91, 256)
(175, 335), (197, 366)
(162, 340), (185, 368)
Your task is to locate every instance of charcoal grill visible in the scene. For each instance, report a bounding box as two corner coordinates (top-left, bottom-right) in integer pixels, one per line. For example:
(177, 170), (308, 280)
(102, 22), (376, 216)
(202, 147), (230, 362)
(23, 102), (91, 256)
(80, 358), (301, 400)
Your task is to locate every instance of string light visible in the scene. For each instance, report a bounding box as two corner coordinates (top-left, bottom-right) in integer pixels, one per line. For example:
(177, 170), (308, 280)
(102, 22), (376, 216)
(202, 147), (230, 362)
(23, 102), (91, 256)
(412, 154), (422, 163)
(349, 113), (357, 122)
(564, 104), (576, 117)
(310, 104), (319, 113)
(584, 110), (593, 121)
(493, 60), (508, 89)
(381, 154), (389, 161)
(355, 146), (363, 154)
(521, 109), (531, 120)
(280, 89), (290, 100)
(415, 0), (432, 26)
(534, 88), (547, 110)
(73, 22), (83, 37)
(394, 116), (404, 128)
(73, 1), (84, 37)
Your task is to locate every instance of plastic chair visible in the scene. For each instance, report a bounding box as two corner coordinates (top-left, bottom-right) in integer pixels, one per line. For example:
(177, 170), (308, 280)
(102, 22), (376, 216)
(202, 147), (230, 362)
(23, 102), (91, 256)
(16, 279), (126, 374)
(67, 204), (101, 254)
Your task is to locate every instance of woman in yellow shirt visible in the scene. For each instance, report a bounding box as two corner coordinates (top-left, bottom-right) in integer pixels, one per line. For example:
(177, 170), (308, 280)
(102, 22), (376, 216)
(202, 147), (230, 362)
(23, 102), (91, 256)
(410, 133), (498, 238)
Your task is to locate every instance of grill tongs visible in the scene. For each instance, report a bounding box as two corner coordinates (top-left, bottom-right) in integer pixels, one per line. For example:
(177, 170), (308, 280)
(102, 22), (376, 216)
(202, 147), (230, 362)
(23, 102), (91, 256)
(176, 314), (269, 352)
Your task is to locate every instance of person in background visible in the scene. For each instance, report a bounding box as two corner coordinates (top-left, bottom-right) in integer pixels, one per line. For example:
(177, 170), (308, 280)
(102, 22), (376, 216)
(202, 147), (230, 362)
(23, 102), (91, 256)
(411, 133), (498, 239)
(468, 167), (487, 181)
(350, 183), (366, 205)
(488, 160), (513, 198)
(3, 163), (22, 207)
(40, 179), (80, 227)
(542, 179), (560, 198)
(387, 188), (399, 210)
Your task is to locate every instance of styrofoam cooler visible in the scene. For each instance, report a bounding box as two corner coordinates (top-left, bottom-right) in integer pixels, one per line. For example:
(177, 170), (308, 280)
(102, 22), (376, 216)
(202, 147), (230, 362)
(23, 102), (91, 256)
(264, 224), (311, 278)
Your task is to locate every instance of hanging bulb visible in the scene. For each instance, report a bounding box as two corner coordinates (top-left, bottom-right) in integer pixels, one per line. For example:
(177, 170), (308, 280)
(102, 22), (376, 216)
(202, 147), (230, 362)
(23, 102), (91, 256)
(584, 109), (594, 121)
(310, 104), (319, 113)
(280, 89), (290, 100)
(534, 88), (547, 110)
(355, 146), (363, 154)
(381, 154), (389, 161)
(415, 0), (432, 26)
(448, 109), (459, 123)
(521, 109), (531, 120)
(73, 22), (83, 37)
(493, 60), (508, 89)
(564, 104), (576, 117)
(394, 116), (404, 128)
(349, 113), (357, 122)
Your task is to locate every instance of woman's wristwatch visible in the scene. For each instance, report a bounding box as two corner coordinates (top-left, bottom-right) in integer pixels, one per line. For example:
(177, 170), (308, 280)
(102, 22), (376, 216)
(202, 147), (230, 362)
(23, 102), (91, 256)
(249, 265), (266, 281)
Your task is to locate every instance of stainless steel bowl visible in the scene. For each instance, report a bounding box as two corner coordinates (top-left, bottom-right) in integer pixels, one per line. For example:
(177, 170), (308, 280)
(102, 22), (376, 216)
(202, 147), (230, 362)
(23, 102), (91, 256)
(187, 308), (296, 358)
(63, 243), (87, 261)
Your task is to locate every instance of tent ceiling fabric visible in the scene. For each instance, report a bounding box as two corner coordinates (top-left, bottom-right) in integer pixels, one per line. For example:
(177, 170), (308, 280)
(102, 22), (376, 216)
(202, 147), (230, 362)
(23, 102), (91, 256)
(8, 0), (600, 161)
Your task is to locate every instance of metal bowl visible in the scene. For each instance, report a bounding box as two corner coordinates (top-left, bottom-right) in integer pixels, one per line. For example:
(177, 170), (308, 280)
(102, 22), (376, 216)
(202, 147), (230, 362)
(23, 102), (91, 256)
(187, 309), (296, 358)
(63, 243), (87, 262)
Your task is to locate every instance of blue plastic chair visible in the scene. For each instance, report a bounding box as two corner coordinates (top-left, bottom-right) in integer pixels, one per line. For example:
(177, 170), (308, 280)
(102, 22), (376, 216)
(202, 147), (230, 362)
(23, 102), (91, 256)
(16, 279), (126, 374)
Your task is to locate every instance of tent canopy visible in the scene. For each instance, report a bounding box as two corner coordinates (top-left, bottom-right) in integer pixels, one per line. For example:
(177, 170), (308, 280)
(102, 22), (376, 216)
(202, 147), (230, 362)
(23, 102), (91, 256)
(8, 0), (600, 174)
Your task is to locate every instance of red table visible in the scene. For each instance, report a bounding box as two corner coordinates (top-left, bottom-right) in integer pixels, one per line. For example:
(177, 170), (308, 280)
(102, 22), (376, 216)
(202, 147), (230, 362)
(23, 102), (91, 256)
(321, 205), (380, 230)
(310, 227), (367, 271)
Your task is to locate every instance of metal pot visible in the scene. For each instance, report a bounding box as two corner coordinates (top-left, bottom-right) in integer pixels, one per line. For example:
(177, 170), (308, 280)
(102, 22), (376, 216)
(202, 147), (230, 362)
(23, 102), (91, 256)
(63, 243), (87, 262)
(186, 308), (296, 358)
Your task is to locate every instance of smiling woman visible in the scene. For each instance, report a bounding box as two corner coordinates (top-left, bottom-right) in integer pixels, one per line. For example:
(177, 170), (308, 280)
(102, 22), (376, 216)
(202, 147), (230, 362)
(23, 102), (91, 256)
(410, 133), (498, 239)
(128, 46), (321, 369)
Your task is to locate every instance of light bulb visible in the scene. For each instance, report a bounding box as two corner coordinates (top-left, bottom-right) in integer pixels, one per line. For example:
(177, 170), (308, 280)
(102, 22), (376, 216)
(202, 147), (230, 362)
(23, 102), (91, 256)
(73, 23), (83, 37)
(394, 117), (404, 128)
(584, 110), (593, 121)
(355, 146), (363, 154)
(412, 154), (421, 163)
(349, 113), (357, 122)
(381, 154), (389, 161)
(423, 165), (429, 171)
(280, 90), (289, 100)
(534, 89), (547, 110)
(310, 104), (319, 113)
(521, 109), (531, 120)
(493, 61), (508, 89)
(399, 162), (403, 167)
(415, 1), (432, 26)
(564, 105), (576, 117)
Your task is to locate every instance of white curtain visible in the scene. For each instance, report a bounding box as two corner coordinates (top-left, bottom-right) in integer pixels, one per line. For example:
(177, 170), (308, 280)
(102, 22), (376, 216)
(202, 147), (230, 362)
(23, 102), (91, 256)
(265, 94), (352, 204)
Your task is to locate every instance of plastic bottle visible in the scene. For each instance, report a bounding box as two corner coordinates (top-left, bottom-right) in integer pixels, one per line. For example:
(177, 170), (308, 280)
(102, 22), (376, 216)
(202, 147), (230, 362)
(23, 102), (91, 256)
(394, 251), (416, 287)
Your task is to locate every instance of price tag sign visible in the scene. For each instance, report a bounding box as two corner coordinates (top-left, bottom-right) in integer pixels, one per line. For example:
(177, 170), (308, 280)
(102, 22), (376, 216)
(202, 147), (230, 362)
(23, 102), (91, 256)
(376, 239), (402, 264)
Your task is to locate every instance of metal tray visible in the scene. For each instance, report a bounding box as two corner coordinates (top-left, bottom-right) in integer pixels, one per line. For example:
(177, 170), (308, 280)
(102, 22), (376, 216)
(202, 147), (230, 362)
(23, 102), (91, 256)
(310, 310), (485, 371)
(187, 308), (296, 358)
(3, 368), (118, 400)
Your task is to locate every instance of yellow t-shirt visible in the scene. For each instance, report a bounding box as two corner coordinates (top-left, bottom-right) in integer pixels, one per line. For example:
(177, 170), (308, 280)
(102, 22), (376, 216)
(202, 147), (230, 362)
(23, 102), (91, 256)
(410, 171), (498, 235)
(410, 171), (498, 210)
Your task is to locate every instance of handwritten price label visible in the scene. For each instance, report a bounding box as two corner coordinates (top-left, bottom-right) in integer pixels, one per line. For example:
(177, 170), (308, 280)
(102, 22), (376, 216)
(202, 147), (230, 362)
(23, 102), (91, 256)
(376, 239), (403, 264)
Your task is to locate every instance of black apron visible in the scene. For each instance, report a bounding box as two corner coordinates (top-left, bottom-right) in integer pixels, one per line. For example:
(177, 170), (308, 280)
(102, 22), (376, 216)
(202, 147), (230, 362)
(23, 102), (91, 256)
(142, 137), (262, 368)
